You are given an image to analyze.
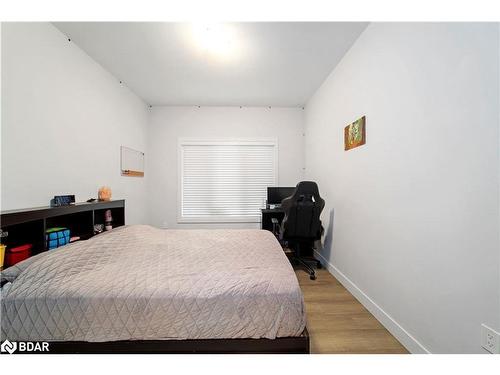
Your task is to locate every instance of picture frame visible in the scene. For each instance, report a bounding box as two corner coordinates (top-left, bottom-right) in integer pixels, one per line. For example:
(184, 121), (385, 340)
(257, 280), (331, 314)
(344, 116), (366, 151)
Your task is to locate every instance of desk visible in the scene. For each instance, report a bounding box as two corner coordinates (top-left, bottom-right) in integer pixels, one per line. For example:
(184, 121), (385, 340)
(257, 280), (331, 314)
(261, 207), (285, 232)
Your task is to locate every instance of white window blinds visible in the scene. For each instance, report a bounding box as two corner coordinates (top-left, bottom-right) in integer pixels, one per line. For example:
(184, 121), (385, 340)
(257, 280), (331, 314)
(179, 140), (277, 222)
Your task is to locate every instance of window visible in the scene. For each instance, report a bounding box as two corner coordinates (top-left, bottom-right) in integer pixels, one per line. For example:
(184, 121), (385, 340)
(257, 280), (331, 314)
(178, 139), (278, 223)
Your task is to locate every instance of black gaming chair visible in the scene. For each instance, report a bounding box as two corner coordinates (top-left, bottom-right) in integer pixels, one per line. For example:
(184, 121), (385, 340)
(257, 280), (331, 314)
(279, 181), (325, 280)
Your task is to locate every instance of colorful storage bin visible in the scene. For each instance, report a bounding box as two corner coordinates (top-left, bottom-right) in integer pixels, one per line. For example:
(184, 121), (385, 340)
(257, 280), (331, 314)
(5, 244), (32, 266)
(45, 227), (70, 250)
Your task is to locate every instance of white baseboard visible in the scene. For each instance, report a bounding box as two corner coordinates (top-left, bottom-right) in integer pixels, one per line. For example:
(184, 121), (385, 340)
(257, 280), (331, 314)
(314, 250), (430, 354)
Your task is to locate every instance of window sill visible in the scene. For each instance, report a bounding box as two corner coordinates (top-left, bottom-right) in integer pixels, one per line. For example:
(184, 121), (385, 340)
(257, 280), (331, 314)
(177, 217), (261, 224)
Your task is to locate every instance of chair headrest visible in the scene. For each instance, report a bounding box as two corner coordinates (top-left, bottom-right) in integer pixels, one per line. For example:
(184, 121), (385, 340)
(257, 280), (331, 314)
(283, 181), (323, 207)
(294, 181), (320, 197)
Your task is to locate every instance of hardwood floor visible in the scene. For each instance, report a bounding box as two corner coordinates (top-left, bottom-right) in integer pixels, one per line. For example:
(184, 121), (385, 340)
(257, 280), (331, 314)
(296, 268), (409, 354)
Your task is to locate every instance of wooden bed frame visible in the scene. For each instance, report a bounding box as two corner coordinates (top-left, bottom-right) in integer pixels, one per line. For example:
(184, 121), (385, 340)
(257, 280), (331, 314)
(33, 328), (309, 354)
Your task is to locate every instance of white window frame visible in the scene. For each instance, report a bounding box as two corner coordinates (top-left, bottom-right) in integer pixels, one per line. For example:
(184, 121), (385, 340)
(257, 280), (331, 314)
(177, 138), (279, 223)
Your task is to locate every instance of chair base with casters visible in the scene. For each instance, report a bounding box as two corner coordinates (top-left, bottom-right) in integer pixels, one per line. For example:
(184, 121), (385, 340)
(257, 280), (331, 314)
(288, 240), (322, 280)
(272, 218), (321, 280)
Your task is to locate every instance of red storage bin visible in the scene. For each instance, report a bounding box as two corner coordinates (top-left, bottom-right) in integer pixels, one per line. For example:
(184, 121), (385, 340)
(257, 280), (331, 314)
(5, 244), (32, 267)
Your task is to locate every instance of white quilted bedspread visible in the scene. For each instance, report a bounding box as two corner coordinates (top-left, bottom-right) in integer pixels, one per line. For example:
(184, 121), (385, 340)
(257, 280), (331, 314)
(1, 225), (306, 342)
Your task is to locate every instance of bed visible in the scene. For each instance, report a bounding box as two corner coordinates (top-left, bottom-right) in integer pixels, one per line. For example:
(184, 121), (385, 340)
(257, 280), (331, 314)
(0, 225), (308, 353)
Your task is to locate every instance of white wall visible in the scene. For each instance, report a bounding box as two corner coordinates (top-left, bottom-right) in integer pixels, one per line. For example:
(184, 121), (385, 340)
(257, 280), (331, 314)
(147, 106), (304, 228)
(304, 23), (500, 353)
(1, 23), (149, 224)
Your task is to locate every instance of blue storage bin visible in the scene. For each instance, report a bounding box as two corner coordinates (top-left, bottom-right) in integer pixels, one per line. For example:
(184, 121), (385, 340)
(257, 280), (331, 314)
(45, 227), (70, 250)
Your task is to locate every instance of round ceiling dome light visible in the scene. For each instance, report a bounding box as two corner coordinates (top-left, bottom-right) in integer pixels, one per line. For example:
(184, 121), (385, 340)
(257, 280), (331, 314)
(190, 23), (240, 62)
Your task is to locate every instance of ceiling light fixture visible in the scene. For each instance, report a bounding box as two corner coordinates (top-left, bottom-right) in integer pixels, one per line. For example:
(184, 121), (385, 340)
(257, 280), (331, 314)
(190, 23), (240, 61)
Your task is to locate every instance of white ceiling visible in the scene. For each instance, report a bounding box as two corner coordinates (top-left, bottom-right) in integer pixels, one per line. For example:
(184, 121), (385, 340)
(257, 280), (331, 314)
(53, 22), (368, 107)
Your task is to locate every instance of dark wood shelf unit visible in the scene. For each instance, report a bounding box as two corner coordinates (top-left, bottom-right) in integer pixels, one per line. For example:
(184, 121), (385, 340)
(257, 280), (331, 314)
(0, 200), (125, 257)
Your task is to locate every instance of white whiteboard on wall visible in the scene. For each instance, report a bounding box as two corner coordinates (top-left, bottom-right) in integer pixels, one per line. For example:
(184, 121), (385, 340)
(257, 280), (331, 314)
(120, 146), (144, 177)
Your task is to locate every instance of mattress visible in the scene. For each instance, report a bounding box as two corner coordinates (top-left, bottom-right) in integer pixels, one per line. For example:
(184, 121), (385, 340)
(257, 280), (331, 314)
(1, 225), (306, 342)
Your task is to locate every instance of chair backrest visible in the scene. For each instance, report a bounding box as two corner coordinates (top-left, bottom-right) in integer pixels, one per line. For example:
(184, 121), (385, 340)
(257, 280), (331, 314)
(281, 181), (325, 240)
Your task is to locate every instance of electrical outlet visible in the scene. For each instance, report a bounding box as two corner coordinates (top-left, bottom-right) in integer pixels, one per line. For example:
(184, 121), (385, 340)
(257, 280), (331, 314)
(481, 324), (500, 354)
(161, 221), (169, 229)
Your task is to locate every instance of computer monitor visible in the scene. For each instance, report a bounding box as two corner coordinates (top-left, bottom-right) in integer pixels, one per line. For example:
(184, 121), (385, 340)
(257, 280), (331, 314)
(267, 187), (296, 206)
